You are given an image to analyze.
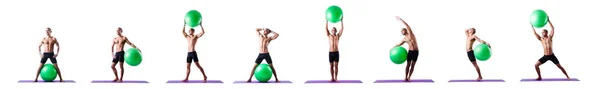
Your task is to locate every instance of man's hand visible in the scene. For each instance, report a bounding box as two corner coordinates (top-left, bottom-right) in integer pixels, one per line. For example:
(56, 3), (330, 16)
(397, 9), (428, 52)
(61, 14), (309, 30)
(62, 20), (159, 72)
(40, 54), (43, 58)
(341, 16), (344, 21)
(395, 16), (402, 21)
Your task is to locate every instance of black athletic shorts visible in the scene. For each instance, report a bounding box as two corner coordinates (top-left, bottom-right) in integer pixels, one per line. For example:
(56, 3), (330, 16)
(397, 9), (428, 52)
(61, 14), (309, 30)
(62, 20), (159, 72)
(538, 54), (559, 64)
(186, 51), (199, 63)
(40, 52), (57, 63)
(255, 53), (273, 64)
(112, 51), (125, 63)
(329, 52), (340, 63)
(467, 50), (476, 62)
(407, 50), (419, 61)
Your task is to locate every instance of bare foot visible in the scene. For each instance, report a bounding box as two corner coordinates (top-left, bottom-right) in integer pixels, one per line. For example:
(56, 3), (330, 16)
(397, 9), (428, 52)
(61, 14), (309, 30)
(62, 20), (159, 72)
(403, 78), (409, 82)
(330, 79), (335, 82)
(275, 79), (280, 82)
(246, 79), (251, 83)
(112, 78), (119, 82)
(34, 80), (38, 82)
(535, 77), (542, 80)
(204, 76), (208, 83)
(476, 77), (482, 81)
(567, 77), (571, 80)
(182, 79), (188, 82)
(117, 79), (123, 83)
(60, 79), (64, 82)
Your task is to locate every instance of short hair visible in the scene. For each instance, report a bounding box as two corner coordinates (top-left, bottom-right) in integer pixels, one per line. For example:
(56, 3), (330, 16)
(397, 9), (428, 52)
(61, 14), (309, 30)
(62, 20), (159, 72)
(190, 28), (195, 31)
(542, 29), (548, 32)
(472, 28), (476, 34)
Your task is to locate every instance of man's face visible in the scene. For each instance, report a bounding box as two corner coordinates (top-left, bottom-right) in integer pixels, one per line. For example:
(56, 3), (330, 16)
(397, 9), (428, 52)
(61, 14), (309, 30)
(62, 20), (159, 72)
(542, 29), (548, 37)
(46, 28), (52, 35)
(401, 28), (407, 35)
(189, 28), (195, 35)
(331, 28), (337, 34)
(263, 29), (271, 34)
(117, 28), (123, 35)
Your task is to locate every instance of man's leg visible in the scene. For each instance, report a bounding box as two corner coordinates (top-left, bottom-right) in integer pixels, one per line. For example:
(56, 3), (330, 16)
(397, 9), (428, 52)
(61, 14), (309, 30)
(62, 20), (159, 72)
(246, 63), (259, 82)
(50, 58), (63, 82)
(34, 63), (44, 82)
(555, 64), (570, 80)
(333, 62), (339, 81)
(535, 62), (543, 80)
(408, 61), (417, 81)
(194, 62), (208, 82)
(404, 61), (411, 81)
(182, 63), (191, 82)
(329, 63), (334, 82)
(471, 61), (482, 80)
(268, 64), (279, 82)
(118, 62), (124, 82)
(111, 62), (118, 82)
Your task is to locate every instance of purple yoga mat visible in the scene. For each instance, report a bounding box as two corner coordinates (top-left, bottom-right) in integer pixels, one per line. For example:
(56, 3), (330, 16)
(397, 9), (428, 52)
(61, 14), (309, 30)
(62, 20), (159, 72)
(233, 80), (292, 84)
(18, 80), (76, 83)
(521, 78), (579, 82)
(91, 80), (149, 83)
(166, 80), (223, 83)
(304, 80), (363, 83)
(448, 79), (505, 82)
(374, 79), (434, 83)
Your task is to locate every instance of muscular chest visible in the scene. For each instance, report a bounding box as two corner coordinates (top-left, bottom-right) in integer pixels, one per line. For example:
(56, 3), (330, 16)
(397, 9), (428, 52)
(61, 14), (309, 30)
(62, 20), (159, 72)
(43, 39), (54, 44)
(115, 38), (126, 44)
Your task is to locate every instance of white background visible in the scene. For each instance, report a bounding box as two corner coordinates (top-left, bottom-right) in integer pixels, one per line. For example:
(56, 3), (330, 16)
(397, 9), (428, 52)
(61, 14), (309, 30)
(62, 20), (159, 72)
(0, 0), (597, 89)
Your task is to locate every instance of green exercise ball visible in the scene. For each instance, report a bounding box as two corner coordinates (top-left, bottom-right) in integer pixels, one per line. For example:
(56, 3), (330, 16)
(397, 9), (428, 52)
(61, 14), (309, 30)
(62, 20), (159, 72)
(254, 64), (273, 82)
(185, 10), (202, 28)
(530, 9), (548, 28)
(474, 44), (492, 61)
(389, 46), (408, 64)
(40, 64), (57, 82)
(325, 5), (343, 23)
(125, 48), (142, 66)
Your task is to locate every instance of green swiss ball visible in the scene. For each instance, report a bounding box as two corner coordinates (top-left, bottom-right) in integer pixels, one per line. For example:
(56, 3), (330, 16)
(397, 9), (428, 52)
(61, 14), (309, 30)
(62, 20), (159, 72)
(254, 64), (273, 82)
(474, 44), (492, 61)
(185, 10), (202, 28)
(530, 9), (548, 28)
(389, 46), (408, 64)
(40, 64), (57, 82)
(326, 5), (343, 23)
(125, 48), (142, 66)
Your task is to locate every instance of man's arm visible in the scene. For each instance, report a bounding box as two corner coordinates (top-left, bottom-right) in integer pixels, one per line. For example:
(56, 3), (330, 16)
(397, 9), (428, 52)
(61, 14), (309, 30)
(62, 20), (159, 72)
(182, 23), (188, 38)
(337, 19), (344, 36)
(197, 24), (205, 37)
(325, 20), (331, 36)
(269, 31), (279, 40)
(125, 37), (138, 48)
(54, 38), (60, 57)
(395, 40), (406, 47)
(38, 39), (44, 57)
(473, 36), (491, 48)
(531, 25), (542, 41)
(111, 39), (115, 57)
(397, 16), (413, 35)
(256, 28), (265, 38)
(548, 18), (555, 39)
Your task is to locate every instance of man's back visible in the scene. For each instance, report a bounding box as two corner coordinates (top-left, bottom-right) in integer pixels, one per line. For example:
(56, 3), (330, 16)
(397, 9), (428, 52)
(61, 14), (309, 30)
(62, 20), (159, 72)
(42, 37), (57, 52)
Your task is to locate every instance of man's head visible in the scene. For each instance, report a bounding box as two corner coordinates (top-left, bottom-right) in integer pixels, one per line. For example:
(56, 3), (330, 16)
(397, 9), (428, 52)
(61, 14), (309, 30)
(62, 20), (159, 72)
(117, 27), (123, 36)
(189, 28), (195, 35)
(46, 27), (52, 36)
(331, 27), (338, 35)
(470, 28), (476, 34)
(401, 28), (408, 35)
(263, 28), (272, 34)
(542, 29), (548, 37)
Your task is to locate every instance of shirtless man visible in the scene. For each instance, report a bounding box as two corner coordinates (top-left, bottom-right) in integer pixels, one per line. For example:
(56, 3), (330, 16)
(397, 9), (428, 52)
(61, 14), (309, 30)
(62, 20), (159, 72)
(111, 27), (140, 82)
(34, 27), (64, 82)
(181, 22), (208, 82)
(465, 28), (491, 81)
(531, 17), (570, 80)
(394, 16), (419, 82)
(246, 28), (280, 82)
(325, 17), (344, 82)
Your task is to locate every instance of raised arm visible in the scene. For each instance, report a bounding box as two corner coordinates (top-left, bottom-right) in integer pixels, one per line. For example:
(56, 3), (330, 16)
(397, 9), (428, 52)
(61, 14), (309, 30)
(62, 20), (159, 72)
(269, 31), (279, 40)
(182, 23), (188, 38)
(197, 24), (205, 37)
(325, 20), (331, 36)
(256, 28), (265, 38)
(337, 18), (344, 36)
(548, 18), (555, 39)
(397, 16), (413, 34)
(54, 38), (60, 57)
(531, 24), (542, 41)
